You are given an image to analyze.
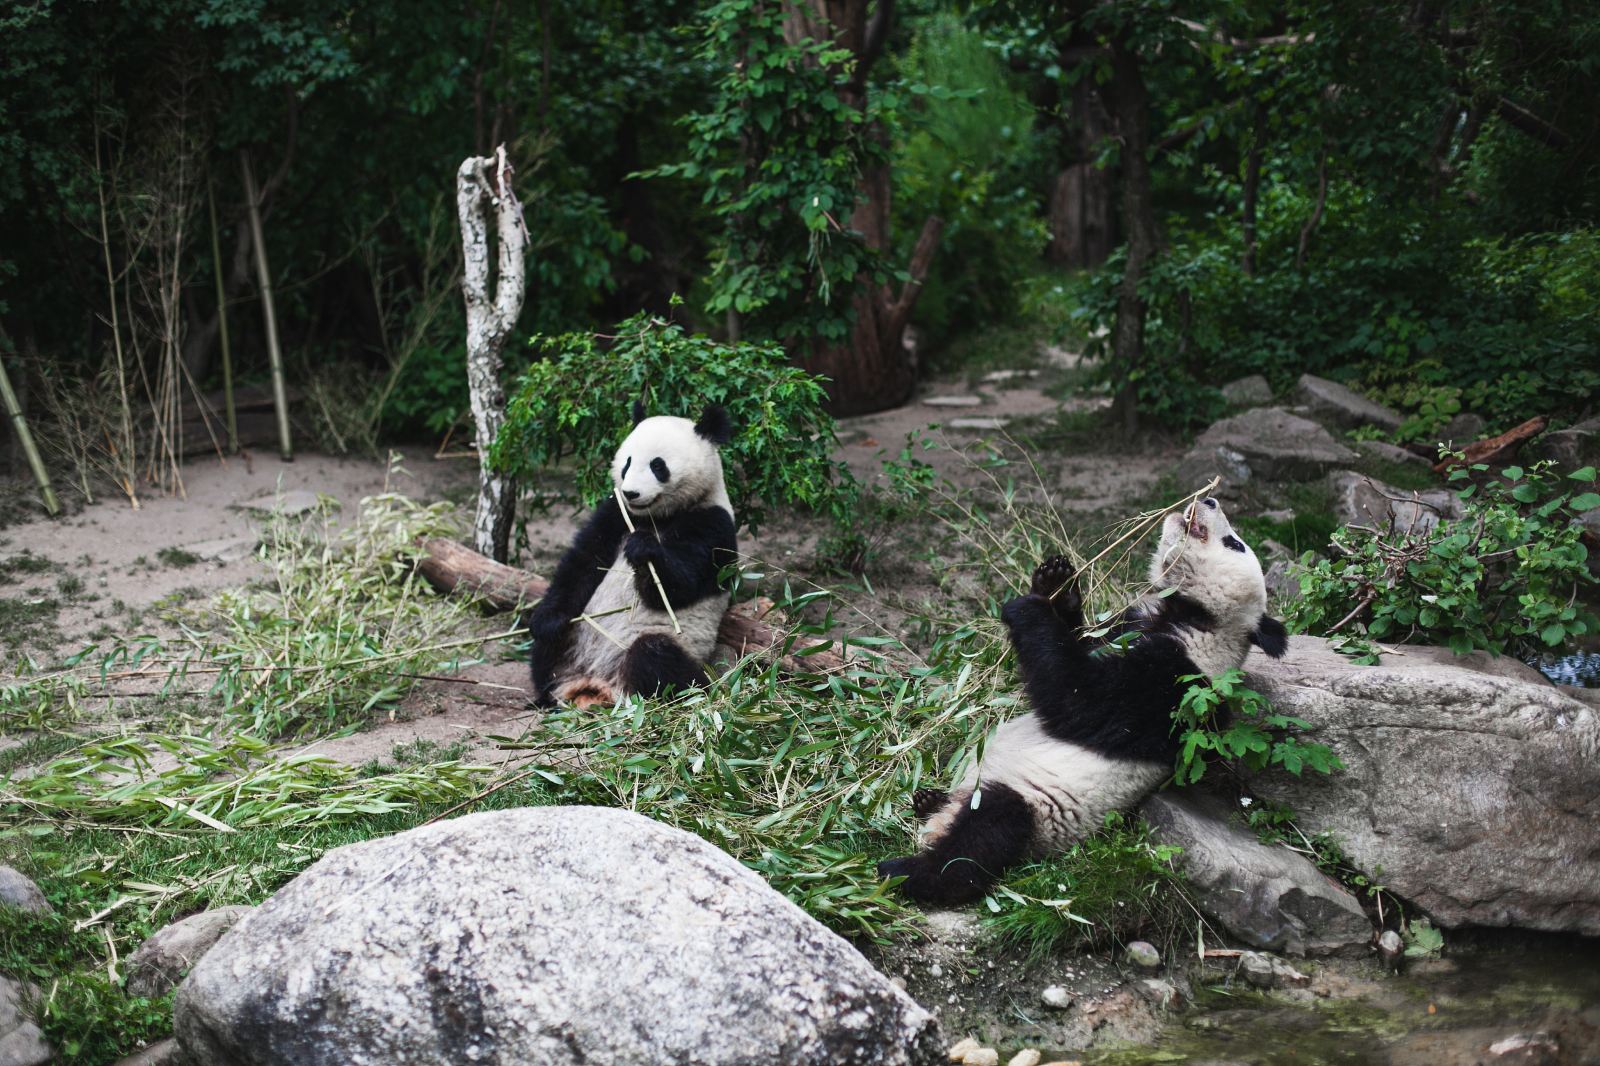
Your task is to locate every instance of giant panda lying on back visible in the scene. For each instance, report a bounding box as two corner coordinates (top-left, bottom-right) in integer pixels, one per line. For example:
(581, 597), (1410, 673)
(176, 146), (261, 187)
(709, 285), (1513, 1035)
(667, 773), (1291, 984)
(879, 495), (1288, 905)
(525, 403), (736, 708)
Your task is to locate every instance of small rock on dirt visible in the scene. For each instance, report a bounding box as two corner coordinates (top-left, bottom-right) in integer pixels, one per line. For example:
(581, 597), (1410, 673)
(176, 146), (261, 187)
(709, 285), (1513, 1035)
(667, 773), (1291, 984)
(113, 1038), (184, 1066)
(1040, 986), (1073, 1010)
(1238, 951), (1310, 990)
(948, 1037), (981, 1061)
(1488, 1032), (1559, 1063)
(961, 1049), (999, 1066)
(1377, 930), (1404, 972)
(1124, 942), (1161, 971)
(1221, 375), (1273, 406)
(1134, 978), (1184, 1010)
(0, 976), (53, 1066)
(1438, 412), (1487, 444)
(981, 370), (1036, 385)
(1294, 374), (1403, 432)
(924, 396), (984, 408)
(184, 535), (259, 564)
(948, 417), (1009, 431)
(0, 867), (50, 915)
(127, 905), (253, 998)
(1006, 1051), (1041, 1066)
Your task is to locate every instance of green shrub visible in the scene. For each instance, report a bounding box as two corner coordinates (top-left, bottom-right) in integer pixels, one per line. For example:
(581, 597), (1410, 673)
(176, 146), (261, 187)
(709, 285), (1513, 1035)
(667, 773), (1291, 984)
(492, 313), (858, 533)
(1289, 462), (1600, 657)
(1171, 669), (1342, 786)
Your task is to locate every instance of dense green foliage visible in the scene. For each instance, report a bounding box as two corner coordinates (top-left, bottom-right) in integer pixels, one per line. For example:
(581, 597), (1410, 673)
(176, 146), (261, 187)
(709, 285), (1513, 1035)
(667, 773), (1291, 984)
(492, 314), (857, 532)
(1170, 669), (1342, 786)
(1291, 462), (1600, 659)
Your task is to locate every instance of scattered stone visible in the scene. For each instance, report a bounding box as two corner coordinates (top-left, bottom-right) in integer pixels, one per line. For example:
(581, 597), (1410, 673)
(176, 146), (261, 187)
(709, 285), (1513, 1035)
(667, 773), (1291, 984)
(981, 369), (1037, 384)
(1354, 439), (1431, 468)
(1039, 986), (1073, 1011)
(1264, 560), (1304, 603)
(1258, 509), (1296, 525)
(0, 977), (53, 1066)
(0, 867), (50, 915)
(127, 905), (253, 998)
(1238, 951), (1309, 990)
(923, 396), (984, 408)
(1488, 1032), (1560, 1063)
(1437, 412), (1487, 444)
(1294, 374), (1403, 432)
(1006, 1050), (1042, 1066)
(234, 489), (329, 517)
(1142, 792), (1371, 957)
(1134, 978), (1184, 1010)
(1245, 636), (1600, 934)
(184, 535), (259, 565)
(961, 1049), (999, 1066)
(1176, 408), (1358, 497)
(1537, 417), (1600, 470)
(1326, 470), (1464, 534)
(1377, 930), (1404, 973)
(1221, 375), (1273, 407)
(1040, 1062), (1084, 1066)
(113, 1038), (183, 1066)
(948, 417), (1010, 432)
(1124, 941), (1161, 971)
(176, 807), (942, 1066)
(948, 1038), (981, 1061)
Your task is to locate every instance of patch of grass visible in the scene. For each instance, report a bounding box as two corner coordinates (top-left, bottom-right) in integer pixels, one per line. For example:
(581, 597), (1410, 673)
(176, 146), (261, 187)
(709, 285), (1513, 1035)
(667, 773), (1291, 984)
(0, 595), (62, 652)
(55, 574), (85, 600)
(0, 551), (57, 584)
(155, 547), (201, 568)
(0, 730), (86, 774)
(980, 812), (1194, 956)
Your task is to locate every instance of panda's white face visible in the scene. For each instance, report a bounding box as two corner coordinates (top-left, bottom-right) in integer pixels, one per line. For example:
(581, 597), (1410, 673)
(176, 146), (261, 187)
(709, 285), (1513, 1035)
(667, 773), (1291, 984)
(611, 415), (729, 517)
(1149, 496), (1267, 628)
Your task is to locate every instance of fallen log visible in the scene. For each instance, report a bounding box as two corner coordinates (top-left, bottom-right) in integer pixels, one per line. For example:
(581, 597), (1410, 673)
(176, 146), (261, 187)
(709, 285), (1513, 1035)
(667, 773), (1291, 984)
(1432, 414), (1547, 474)
(415, 537), (849, 673)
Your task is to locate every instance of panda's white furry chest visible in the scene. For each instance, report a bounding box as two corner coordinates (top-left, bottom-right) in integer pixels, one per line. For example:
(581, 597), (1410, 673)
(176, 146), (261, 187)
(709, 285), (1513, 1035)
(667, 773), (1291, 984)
(565, 548), (726, 679)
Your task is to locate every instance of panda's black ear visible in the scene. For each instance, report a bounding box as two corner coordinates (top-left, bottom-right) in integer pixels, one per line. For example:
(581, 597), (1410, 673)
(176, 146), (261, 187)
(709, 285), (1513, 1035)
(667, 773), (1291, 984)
(695, 404), (733, 445)
(1251, 615), (1289, 659)
(631, 400), (647, 426)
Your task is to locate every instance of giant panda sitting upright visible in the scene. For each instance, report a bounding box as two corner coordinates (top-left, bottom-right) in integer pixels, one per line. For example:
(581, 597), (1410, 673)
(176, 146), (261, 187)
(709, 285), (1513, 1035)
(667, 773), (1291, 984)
(878, 495), (1289, 905)
(525, 403), (737, 708)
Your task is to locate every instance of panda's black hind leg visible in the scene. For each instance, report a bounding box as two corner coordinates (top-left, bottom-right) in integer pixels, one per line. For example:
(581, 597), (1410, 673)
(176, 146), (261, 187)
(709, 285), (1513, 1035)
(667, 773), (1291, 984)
(620, 634), (706, 698)
(880, 783), (1033, 906)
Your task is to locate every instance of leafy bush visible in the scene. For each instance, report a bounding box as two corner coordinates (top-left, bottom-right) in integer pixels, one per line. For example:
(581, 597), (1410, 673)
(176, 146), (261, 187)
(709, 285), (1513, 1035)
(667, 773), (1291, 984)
(1171, 669), (1342, 786)
(492, 313), (858, 532)
(1290, 462), (1600, 657)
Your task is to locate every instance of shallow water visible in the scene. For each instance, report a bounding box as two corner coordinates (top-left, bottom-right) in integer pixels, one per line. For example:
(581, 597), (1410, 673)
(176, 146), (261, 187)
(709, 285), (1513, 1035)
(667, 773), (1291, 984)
(1534, 648), (1600, 688)
(1078, 931), (1600, 1066)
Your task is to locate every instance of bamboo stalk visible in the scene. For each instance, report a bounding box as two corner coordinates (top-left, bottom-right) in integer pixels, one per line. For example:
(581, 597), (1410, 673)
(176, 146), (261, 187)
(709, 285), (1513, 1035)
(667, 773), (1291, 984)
(0, 351), (60, 516)
(613, 485), (681, 633)
(240, 151), (292, 462)
(206, 173), (238, 454)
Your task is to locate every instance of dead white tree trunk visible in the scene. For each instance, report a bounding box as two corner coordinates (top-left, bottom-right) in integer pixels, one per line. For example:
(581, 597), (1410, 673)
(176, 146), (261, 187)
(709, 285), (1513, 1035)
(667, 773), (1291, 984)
(456, 145), (527, 563)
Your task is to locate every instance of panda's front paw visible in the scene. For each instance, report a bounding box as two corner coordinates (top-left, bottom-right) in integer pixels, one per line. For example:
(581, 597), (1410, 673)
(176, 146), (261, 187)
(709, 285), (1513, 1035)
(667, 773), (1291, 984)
(1030, 554), (1082, 617)
(622, 531), (665, 567)
(526, 607), (569, 642)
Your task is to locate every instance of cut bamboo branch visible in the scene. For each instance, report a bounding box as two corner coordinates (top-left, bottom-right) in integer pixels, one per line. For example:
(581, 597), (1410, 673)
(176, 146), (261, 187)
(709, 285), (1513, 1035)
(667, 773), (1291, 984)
(613, 484), (680, 634)
(0, 350), (59, 516)
(415, 537), (847, 673)
(207, 173), (238, 454)
(241, 150), (292, 462)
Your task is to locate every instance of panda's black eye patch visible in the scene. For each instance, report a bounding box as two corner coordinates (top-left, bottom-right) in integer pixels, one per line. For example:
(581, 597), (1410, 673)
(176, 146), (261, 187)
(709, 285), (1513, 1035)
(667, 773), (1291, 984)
(1221, 534), (1247, 554)
(650, 457), (670, 483)
(620, 456), (632, 479)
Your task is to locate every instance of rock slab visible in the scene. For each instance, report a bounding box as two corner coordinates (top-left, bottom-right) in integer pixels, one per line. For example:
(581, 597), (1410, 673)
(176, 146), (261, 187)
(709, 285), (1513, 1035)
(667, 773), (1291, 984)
(175, 806), (943, 1066)
(1326, 470), (1464, 534)
(1177, 408), (1358, 495)
(1244, 636), (1600, 934)
(127, 906), (253, 998)
(0, 977), (52, 1066)
(1142, 791), (1371, 956)
(1221, 375), (1273, 407)
(0, 867), (50, 915)
(1295, 374), (1403, 432)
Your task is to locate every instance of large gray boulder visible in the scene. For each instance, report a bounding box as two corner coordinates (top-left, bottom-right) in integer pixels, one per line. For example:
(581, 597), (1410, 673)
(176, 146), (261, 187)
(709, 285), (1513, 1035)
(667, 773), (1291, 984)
(127, 906), (253, 997)
(175, 806), (942, 1066)
(1244, 637), (1600, 934)
(1221, 375), (1273, 407)
(0, 977), (52, 1066)
(1537, 416), (1600, 470)
(1142, 791), (1371, 957)
(1326, 470), (1464, 534)
(1294, 374), (1403, 432)
(0, 867), (50, 915)
(1177, 408), (1358, 496)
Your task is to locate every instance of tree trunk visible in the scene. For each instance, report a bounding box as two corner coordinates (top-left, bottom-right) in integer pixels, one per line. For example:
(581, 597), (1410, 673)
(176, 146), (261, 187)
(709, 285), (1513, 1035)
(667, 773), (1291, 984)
(1240, 103), (1266, 276)
(457, 145), (527, 564)
(1105, 37), (1159, 438)
(1047, 40), (1116, 269)
(786, 0), (942, 418)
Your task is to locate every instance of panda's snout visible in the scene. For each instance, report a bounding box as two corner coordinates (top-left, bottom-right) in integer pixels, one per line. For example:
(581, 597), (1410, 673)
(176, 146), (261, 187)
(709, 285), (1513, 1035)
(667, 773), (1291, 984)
(623, 489), (641, 501)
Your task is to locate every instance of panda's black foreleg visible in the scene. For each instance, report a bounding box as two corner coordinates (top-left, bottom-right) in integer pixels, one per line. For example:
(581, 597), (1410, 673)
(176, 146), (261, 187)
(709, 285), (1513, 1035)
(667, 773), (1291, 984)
(525, 610), (571, 708)
(620, 634), (707, 698)
(912, 788), (949, 820)
(1001, 555), (1095, 715)
(879, 784), (1034, 906)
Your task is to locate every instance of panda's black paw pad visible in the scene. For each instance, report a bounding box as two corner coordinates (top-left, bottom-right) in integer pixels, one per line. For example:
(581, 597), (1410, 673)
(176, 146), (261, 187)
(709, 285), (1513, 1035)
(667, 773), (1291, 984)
(912, 788), (949, 820)
(1030, 554), (1080, 606)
